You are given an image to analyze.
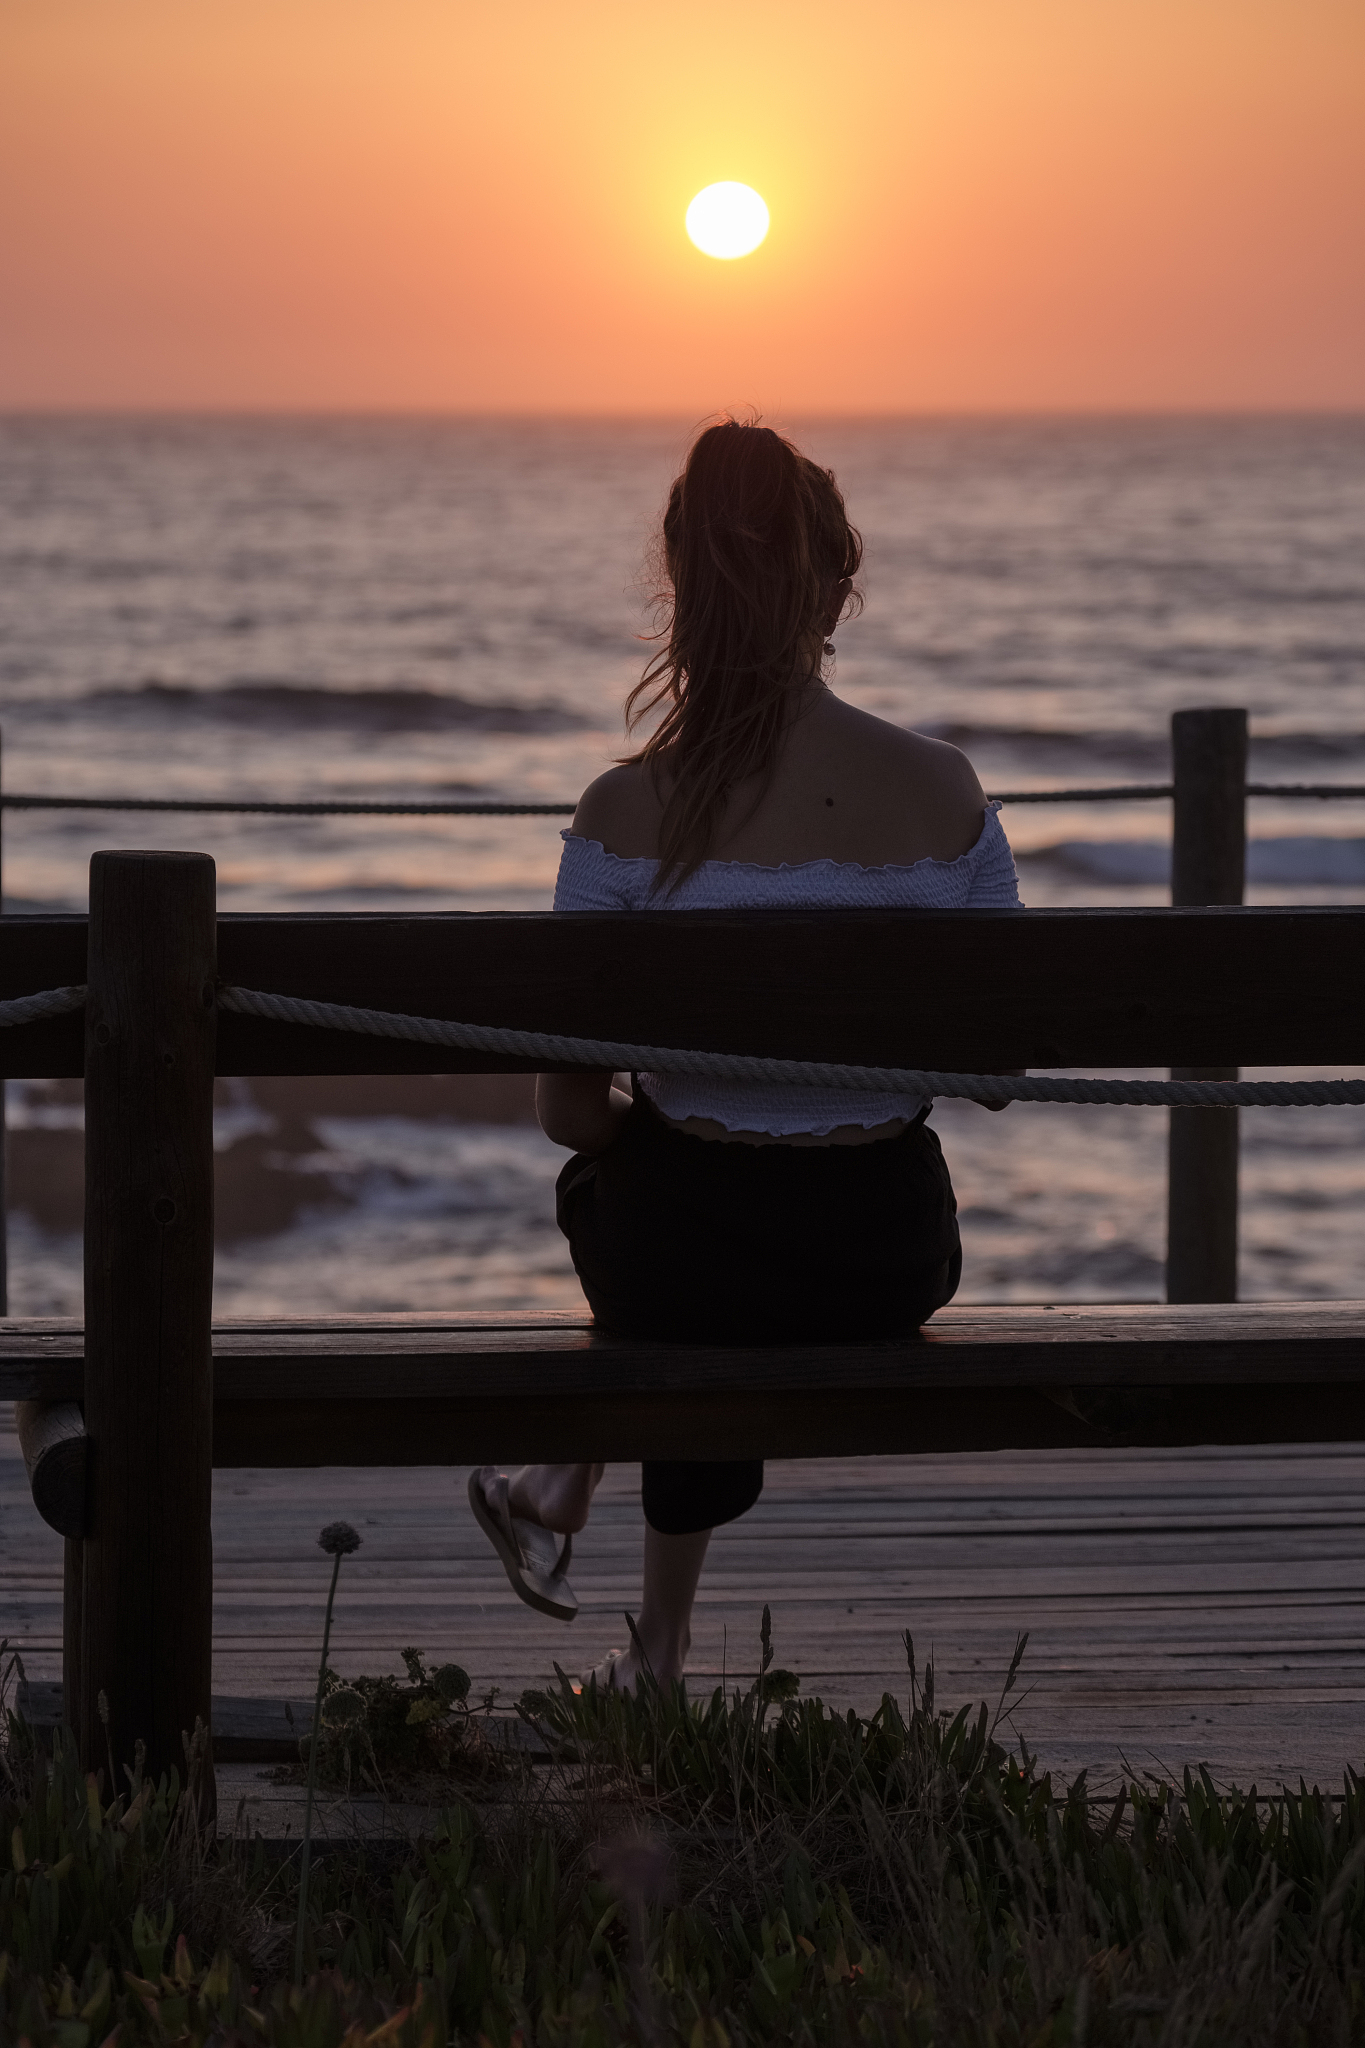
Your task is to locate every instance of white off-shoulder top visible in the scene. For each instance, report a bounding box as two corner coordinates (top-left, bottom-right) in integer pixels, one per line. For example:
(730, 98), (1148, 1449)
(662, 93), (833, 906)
(552, 802), (1023, 1136)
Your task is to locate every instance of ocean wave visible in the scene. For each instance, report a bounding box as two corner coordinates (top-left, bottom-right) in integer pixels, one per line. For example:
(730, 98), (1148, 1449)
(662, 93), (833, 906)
(1024, 837), (1365, 885)
(81, 682), (588, 734)
(927, 724), (1365, 772)
(924, 725), (1170, 769)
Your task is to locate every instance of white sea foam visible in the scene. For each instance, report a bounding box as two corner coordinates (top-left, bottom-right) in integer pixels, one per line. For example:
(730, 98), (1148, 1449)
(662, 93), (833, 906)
(1027, 837), (1365, 886)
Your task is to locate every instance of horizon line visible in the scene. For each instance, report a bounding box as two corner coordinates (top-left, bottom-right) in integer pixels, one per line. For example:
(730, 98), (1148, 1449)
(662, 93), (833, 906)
(2, 402), (1364, 425)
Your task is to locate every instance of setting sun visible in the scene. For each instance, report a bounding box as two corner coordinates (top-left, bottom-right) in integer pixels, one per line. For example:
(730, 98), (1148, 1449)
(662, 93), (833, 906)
(684, 182), (770, 261)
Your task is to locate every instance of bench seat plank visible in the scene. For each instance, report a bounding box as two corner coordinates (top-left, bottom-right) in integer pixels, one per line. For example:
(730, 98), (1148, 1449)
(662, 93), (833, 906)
(5, 1305), (1365, 1465)
(3, 1303), (1364, 1397)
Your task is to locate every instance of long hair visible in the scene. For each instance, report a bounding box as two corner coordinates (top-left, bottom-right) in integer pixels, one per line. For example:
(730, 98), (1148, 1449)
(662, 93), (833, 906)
(624, 419), (863, 890)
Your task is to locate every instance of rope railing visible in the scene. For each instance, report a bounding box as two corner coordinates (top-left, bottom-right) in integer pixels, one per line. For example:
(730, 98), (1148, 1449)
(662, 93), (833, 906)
(5, 783), (1365, 817)
(0, 986), (88, 1029)
(2, 978), (1361, 1105)
(205, 985), (1365, 1107)
(1, 795), (577, 817)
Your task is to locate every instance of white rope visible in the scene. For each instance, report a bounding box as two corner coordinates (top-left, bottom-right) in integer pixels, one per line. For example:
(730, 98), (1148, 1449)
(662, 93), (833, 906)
(1, 979), (1357, 1106)
(0, 985), (87, 1030)
(215, 984), (1365, 1108)
(8, 782), (1365, 814)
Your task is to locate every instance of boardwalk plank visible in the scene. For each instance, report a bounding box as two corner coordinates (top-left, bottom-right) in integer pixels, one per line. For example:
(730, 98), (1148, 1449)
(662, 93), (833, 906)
(5, 1412), (1363, 1789)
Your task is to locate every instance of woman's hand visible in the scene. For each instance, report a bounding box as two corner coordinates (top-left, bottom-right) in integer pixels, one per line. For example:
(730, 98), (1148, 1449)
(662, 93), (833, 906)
(536, 1071), (632, 1154)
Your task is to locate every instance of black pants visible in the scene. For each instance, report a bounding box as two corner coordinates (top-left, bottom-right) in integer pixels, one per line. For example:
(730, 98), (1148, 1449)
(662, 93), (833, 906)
(556, 1096), (961, 1535)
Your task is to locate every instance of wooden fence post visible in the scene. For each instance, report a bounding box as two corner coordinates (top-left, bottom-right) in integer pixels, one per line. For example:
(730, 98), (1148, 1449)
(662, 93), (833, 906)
(79, 851), (217, 1814)
(1166, 708), (1247, 1303)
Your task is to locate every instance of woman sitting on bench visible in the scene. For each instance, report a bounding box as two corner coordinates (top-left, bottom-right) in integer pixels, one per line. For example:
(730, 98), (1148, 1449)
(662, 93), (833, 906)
(470, 417), (1021, 1691)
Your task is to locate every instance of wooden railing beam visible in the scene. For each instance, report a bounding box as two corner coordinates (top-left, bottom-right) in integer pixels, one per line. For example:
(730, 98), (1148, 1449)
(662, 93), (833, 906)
(1, 906), (1363, 1079)
(212, 905), (1365, 1075)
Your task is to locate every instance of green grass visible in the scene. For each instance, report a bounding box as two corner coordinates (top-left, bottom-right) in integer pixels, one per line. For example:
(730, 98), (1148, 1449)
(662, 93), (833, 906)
(6, 1622), (1365, 2045)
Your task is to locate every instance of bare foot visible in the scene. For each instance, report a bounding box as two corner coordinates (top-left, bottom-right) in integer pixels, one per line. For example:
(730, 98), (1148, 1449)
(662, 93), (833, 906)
(581, 1648), (647, 1695)
(506, 1462), (602, 1534)
(505, 1471), (544, 1525)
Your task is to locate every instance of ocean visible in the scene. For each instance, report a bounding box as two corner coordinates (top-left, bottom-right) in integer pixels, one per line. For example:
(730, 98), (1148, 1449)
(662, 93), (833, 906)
(2, 412), (1363, 1314)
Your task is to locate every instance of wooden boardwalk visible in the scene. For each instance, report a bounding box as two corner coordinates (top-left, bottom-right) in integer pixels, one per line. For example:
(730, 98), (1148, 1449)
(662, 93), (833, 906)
(4, 1406), (1363, 1794)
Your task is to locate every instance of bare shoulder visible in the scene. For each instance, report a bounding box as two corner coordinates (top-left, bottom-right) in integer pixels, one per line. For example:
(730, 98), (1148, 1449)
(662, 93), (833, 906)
(873, 720), (984, 800)
(811, 697), (988, 852)
(571, 762), (665, 859)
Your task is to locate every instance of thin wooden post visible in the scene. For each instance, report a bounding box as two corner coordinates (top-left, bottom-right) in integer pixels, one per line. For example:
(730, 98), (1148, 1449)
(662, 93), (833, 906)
(63, 1538), (84, 1739)
(1166, 708), (1247, 1303)
(80, 851), (217, 1813)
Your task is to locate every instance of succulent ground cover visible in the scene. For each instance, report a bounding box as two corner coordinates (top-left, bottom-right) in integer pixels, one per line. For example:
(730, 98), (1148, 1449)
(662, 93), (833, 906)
(5, 1624), (1365, 2046)
(269, 1647), (498, 1798)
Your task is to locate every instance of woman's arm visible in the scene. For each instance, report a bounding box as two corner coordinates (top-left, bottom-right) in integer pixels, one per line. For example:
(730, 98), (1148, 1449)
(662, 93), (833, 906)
(536, 1071), (633, 1153)
(975, 1070), (1023, 1112)
(542, 778), (649, 1153)
(962, 806), (1026, 1110)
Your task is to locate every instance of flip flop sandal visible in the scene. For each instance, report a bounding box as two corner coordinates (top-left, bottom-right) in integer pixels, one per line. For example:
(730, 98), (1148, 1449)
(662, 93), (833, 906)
(578, 1647), (686, 1698)
(578, 1649), (638, 1696)
(468, 1467), (578, 1621)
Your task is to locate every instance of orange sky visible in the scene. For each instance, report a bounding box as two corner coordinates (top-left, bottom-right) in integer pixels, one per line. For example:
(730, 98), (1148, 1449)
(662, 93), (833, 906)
(2, 0), (1362, 411)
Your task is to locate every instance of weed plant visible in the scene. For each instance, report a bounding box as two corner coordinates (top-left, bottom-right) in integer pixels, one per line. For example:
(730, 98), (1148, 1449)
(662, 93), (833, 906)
(5, 1625), (1365, 2045)
(293, 1648), (482, 1796)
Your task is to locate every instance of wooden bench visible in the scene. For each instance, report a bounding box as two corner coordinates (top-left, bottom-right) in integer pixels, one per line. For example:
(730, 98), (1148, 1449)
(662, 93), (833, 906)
(12, 1302), (1365, 1506)
(3, 848), (1363, 1811)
